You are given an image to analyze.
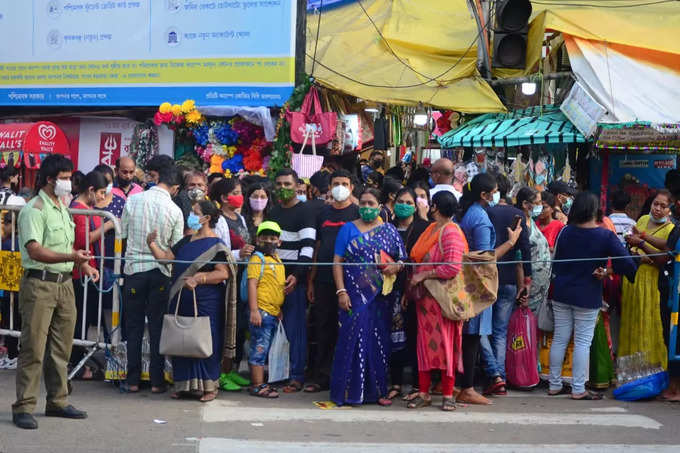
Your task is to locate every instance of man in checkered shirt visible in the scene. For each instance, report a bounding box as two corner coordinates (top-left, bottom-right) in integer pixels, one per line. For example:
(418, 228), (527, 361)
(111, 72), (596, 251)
(121, 162), (183, 393)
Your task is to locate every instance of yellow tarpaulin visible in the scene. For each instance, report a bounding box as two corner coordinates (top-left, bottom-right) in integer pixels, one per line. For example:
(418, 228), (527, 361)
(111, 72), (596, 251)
(305, 0), (506, 113)
(497, 1), (680, 77)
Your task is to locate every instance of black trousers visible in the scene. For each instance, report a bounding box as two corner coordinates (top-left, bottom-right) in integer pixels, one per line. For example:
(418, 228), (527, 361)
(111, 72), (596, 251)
(310, 280), (339, 387)
(124, 269), (169, 387)
(1, 293), (20, 359)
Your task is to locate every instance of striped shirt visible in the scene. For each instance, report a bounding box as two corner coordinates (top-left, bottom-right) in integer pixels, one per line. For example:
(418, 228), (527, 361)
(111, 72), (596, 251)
(266, 201), (317, 278)
(121, 186), (184, 277)
(609, 212), (637, 244)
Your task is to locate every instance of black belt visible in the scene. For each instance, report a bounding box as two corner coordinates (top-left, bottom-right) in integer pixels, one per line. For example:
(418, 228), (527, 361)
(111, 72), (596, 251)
(25, 269), (71, 283)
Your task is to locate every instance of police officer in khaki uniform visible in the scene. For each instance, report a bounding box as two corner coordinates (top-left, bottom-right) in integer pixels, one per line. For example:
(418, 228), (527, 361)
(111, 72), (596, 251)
(12, 155), (99, 430)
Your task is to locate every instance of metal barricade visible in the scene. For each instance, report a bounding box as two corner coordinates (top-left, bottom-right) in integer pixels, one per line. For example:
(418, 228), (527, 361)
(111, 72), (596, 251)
(0, 204), (123, 380)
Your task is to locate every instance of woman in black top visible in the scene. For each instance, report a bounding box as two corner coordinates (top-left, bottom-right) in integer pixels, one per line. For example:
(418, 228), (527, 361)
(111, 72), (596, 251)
(388, 187), (432, 401)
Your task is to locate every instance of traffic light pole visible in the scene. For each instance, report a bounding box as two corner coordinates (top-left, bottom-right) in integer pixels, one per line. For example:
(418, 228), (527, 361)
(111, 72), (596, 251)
(469, 0), (492, 78)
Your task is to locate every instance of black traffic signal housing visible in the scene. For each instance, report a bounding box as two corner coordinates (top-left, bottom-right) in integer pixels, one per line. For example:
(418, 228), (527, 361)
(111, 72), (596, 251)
(492, 0), (533, 69)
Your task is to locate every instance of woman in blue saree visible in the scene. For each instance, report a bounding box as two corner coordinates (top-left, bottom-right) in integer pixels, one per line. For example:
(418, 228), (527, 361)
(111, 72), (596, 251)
(148, 200), (236, 402)
(331, 188), (406, 406)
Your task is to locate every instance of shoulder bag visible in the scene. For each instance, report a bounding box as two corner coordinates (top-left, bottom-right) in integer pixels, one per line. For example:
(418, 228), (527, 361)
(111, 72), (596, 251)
(159, 288), (213, 359)
(423, 224), (499, 321)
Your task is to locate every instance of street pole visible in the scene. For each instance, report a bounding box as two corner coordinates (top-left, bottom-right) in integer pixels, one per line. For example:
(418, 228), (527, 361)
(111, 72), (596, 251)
(295, 0), (308, 86)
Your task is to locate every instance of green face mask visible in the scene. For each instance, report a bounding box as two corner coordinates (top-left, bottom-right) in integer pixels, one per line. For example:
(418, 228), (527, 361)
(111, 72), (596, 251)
(394, 203), (416, 219)
(359, 206), (381, 222)
(276, 187), (296, 203)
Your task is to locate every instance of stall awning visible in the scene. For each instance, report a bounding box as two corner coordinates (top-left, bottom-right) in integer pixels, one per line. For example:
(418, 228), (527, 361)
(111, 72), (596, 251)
(438, 106), (586, 148)
(0, 122), (70, 169)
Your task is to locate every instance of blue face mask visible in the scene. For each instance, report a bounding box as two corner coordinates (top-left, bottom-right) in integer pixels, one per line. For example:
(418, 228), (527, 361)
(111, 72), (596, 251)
(650, 212), (668, 224)
(296, 194), (307, 203)
(488, 191), (501, 207)
(187, 213), (202, 231)
(563, 196), (573, 214)
(146, 182), (156, 190)
(531, 205), (543, 219)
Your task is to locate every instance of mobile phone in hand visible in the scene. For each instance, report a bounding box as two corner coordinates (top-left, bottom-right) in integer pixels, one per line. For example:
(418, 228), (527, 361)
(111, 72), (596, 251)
(511, 215), (522, 230)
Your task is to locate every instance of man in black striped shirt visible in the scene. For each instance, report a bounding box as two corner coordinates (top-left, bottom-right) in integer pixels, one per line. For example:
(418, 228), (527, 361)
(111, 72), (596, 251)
(266, 168), (317, 392)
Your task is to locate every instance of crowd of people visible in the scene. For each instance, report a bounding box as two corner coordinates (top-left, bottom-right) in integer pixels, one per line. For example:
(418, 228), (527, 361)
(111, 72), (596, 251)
(3, 151), (680, 429)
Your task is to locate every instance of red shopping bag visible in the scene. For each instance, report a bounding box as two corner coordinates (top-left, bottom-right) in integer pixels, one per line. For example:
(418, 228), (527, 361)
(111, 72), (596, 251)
(505, 307), (540, 389)
(287, 86), (337, 145)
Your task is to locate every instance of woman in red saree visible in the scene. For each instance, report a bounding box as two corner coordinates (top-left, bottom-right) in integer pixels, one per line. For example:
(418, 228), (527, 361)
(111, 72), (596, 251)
(407, 191), (466, 411)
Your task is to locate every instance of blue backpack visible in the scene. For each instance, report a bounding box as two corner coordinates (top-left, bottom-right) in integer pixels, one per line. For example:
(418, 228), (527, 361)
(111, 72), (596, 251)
(240, 251), (265, 302)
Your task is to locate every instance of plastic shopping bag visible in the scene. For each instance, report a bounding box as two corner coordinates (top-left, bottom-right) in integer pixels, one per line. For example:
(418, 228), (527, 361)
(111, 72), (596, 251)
(505, 307), (540, 388)
(268, 320), (290, 384)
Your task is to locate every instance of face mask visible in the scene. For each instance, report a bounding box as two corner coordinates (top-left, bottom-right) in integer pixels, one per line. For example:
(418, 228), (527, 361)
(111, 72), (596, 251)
(187, 213), (202, 231)
(394, 203), (416, 219)
(331, 185), (351, 202)
(54, 179), (72, 197)
(359, 206), (380, 223)
(118, 177), (132, 189)
(227, 194), (244, 208)
(105, 183), (113, 195)
(531, 205), (543, 219)
(563, 196), (573, 214)
(276, 187), (296, 203)
(256, 242), (278, 256)
(188, 187), (206, 202)
(296, 194), (307, 203)
(650, 212), (668, 224)
(146, 182), (156, 190)
(249, 197), (268, 211)
(488, 191), (500, 207)
(416, 196), (429, 210)
(372, 160), (383, 169)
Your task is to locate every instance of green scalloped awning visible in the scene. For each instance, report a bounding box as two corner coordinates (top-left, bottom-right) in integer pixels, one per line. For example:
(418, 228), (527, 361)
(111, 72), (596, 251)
(438, 106), (587, 148)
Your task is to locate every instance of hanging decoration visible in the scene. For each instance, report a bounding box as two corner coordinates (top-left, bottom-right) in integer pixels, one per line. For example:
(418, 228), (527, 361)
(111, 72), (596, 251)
(129, 120), (160, 169)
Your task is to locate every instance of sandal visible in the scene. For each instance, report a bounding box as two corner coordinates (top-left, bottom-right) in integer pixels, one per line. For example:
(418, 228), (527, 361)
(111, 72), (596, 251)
(548, 386), (571, 396)
(571, 391), (603, 401)
(387, 386), (402, 400)
(151, 386), (167, 394)
(282, 380), (303, 393)
(303, 383), (323, 393)
(484, 379), (507, 396)
(407, 395), (432, 409)
(200, 391), (218, 403)
(402, 388), (420, 402)
(441, 398), (456, 412)
(377, 397), (393, 407)
(249, 384), (279, 399)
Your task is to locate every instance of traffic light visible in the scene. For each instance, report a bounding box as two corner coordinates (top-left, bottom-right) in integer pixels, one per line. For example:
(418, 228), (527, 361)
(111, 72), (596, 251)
(492, 0), (532, 69)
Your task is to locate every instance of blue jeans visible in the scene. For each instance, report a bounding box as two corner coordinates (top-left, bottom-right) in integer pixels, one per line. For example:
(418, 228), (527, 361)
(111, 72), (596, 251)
(248, 309), (279, 366)
(549, 301), (600, 394)
(282, 282), (307, 383)
(481, 284), (516, 380)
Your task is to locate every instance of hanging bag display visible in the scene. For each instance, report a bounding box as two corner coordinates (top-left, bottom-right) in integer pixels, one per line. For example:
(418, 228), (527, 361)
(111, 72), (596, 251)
(291, 126), (324, 178)
(423, 224), (499, 321)
(287, 86), (337, 145)
(159, 289), (213, 359)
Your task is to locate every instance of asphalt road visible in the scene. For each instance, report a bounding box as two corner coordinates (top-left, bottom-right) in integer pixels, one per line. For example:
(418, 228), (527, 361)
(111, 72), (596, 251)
(0, 370), (678, 453)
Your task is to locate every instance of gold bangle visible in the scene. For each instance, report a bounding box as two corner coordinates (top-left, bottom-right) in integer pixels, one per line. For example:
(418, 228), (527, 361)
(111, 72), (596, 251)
(202, 275), (207, 284)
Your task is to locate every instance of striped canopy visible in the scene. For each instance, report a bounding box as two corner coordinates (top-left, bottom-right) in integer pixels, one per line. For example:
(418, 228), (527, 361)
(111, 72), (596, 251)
(438, 106), (587, 148)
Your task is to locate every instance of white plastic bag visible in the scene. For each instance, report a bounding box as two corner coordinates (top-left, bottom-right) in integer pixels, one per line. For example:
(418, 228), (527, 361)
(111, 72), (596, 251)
(267, 320), (290, 384)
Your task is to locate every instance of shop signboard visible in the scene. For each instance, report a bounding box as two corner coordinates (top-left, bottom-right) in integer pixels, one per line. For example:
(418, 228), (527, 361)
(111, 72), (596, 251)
(560, 82), (606, 138)
(597, 123), (680, 151)
(0, 1), (296, 106)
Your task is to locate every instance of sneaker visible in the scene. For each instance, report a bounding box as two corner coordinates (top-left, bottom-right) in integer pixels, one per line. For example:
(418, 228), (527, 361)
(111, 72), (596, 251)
(226, 371), (251, 387)
(5, 358), (17, 370)
(219, 373), (242, 392)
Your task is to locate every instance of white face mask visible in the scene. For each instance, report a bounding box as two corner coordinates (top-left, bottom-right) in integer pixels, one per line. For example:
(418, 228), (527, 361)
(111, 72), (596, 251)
(331, 185), (351, 202)
(54, 179), (72, 197)
(106, 183), (113, 195)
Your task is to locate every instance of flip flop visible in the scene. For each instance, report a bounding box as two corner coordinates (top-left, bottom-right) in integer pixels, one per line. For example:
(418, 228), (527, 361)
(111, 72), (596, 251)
(386, 386), (402, 400)
(283, 381), (303, 393)
(407, 395), (432, 409)
(303, 383), (323, 393)
(377, 397), (392, 407)
(548, 386), (571, 396)
(571, 391), (603, 401)
(484, 379), (507, 396)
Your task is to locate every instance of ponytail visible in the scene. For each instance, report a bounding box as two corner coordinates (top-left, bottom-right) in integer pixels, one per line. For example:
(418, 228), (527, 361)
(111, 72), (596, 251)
(457, 173), (496, 221)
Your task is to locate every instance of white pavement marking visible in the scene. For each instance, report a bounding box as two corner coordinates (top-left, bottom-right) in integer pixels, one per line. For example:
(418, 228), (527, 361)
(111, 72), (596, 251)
(589, 407), (629, 413)
(199, 439), (680, 453)
(202, 402), (661, 429)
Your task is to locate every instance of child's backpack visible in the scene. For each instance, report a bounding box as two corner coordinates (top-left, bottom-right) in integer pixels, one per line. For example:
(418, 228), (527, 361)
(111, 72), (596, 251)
(505, 306), (540, 389)
(239, 251), (265, 303)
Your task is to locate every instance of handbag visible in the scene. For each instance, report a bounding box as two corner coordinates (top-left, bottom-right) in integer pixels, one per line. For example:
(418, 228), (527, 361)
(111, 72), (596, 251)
(290, 127), (324, 178)
(159, 288), (213, 359)
(423, 224), (499, 321)
(287, 86), (337, 145)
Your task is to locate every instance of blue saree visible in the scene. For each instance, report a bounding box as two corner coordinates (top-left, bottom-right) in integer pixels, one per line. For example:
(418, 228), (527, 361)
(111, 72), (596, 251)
(330, 222), (406, 405)
(168, 236), (230, 393)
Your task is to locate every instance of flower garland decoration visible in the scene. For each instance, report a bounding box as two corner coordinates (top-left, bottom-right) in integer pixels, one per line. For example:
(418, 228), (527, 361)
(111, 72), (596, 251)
(154, 99), (203, 128)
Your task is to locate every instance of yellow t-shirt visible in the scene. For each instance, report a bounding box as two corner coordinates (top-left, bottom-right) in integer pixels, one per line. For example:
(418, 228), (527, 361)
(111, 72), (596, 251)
(247, 253), (285, 316)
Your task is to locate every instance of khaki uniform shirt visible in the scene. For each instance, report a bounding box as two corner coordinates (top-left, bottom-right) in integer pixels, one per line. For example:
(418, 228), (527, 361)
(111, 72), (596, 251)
(18, 189), (75, 273)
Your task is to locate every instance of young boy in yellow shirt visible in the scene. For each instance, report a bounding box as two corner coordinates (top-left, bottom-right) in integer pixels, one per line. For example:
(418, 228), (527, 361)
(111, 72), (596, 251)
(247, 221), (286, 398)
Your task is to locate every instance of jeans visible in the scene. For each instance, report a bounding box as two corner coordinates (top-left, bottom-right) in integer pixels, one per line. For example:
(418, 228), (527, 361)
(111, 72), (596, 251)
(124, 269), (169, 387)
(282, 282), (307, 383)
(481, 284), (516, 380)
(248, 309), (279, 366)
(549, 301), (600, 394)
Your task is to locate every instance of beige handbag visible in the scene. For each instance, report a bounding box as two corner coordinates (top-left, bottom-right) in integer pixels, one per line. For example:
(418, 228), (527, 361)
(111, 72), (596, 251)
(159, 289), (213, 359)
